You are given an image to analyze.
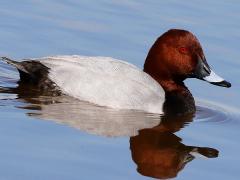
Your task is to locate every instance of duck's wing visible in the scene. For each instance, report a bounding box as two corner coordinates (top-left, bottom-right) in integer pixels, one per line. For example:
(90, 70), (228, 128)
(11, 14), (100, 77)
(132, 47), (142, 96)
(39, 55), (165, 113)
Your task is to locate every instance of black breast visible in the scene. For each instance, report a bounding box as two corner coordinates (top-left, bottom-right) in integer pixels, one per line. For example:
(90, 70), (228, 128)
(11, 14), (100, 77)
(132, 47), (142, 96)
(163, 90), (196, 116)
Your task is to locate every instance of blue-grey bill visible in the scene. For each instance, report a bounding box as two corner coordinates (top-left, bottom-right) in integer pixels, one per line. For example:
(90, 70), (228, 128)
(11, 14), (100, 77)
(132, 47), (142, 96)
(203, 70), (231, 88)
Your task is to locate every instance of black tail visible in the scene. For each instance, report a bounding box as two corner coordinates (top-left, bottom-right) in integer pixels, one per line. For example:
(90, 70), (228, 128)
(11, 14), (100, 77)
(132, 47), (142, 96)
(1, 57), (29, 73)
(1, 57), (49, 84)
(1, 57), (61, 95)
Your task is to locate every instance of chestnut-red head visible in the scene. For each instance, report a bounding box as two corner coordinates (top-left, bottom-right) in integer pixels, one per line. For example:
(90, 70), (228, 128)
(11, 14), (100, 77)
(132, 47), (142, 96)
(144, 29), (231, 91)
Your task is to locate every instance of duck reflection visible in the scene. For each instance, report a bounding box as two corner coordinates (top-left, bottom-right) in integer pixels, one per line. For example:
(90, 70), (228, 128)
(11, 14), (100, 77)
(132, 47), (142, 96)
(0, 81), (218, 179)
(130, 115), (218, 179)
(0, 82), (162, 137)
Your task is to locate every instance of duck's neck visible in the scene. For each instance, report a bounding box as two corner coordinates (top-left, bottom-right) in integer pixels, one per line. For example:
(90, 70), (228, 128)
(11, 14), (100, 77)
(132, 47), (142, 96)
(144, 69), (196, 115)
(160, 80), (196, 115)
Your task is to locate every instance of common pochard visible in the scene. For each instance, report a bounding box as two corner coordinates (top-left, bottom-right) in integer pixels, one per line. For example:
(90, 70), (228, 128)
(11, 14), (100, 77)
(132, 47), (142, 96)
(1, 29), (231, 115)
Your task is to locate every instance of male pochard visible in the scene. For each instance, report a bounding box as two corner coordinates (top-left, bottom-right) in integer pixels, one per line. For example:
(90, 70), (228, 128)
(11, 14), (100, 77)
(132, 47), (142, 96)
(1, 29), (231, 115)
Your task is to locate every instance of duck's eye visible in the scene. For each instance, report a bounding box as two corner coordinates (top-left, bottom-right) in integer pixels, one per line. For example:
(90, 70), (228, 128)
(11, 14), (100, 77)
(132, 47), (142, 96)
(179, 47), (188, 54)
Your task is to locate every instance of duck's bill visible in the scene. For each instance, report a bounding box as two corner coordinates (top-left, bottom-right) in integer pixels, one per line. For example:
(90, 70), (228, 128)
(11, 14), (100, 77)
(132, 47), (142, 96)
(202, 70), (231, 88)
(189, 147), (219, 158)
(191, 55), (231, 88)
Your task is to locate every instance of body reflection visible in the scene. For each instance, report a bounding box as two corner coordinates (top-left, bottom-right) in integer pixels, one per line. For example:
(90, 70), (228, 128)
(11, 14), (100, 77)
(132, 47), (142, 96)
(0, 78), (219, 179)
(130, 115), (218, 179)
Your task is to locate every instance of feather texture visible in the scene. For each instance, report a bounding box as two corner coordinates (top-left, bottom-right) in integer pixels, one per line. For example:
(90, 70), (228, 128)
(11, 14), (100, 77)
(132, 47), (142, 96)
(32, 55), (165, 114)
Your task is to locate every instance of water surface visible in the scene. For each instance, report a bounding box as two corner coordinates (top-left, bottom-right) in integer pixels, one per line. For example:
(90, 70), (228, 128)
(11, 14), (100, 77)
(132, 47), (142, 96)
(0, 1), (240, 180)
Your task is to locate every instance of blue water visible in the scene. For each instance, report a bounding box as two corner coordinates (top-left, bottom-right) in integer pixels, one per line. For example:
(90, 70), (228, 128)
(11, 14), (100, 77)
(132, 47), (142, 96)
(0, 1), (240, 179)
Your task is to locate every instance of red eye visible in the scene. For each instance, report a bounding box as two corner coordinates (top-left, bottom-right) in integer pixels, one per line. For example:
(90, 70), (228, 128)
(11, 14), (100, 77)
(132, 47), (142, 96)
(179, 47), (188, 54)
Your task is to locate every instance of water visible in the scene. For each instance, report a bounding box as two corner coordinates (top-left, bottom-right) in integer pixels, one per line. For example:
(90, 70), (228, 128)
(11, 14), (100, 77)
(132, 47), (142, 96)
(0, 0), (239, 179)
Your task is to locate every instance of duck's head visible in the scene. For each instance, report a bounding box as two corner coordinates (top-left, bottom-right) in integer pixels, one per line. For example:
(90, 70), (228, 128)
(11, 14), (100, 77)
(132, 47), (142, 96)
(144, 29), (231, 91)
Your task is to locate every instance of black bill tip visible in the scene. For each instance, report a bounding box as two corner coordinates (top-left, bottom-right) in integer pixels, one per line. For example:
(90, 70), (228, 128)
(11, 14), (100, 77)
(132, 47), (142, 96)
(210, 80), (231, 88)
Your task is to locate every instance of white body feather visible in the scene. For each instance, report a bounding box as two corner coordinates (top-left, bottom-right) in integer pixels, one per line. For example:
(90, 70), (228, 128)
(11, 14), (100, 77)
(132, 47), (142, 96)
(37, 55), (165, 114)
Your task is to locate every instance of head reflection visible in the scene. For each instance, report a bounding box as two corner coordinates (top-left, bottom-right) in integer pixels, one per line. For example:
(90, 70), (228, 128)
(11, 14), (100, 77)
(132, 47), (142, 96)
(130, 115), (218, 179)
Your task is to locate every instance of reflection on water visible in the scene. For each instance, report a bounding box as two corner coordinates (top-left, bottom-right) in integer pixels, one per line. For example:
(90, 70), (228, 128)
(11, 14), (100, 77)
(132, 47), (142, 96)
(23, 97), (161, 137)
(130, 115), (218, 179)
(0, 74), (221, 179)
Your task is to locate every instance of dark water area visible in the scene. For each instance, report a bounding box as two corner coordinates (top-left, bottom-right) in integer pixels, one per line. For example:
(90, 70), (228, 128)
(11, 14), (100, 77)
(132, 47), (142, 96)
(0, 1), (240, 180)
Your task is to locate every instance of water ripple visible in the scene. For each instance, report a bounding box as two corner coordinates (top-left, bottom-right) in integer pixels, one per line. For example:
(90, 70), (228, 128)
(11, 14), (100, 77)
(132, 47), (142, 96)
(195, 100), (239, 125)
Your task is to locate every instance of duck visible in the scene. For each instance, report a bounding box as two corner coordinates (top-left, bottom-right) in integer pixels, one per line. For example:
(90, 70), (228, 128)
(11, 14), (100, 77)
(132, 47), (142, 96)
(1, 29), (231, 115)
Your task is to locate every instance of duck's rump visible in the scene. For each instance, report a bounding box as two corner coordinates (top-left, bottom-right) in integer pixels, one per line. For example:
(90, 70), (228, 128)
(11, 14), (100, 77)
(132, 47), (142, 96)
(1, 57), (61, 95)
(2, 55), (165, 113)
